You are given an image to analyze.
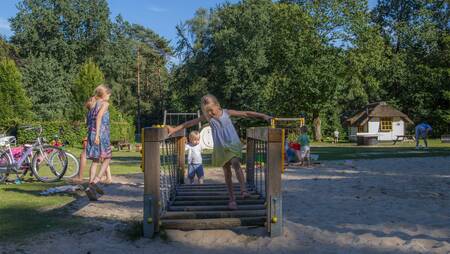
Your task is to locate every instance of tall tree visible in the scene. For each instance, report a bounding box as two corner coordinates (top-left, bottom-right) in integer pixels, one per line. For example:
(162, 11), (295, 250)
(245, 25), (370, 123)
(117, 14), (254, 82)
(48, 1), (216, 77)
(21, 55), (71, 120)
(0, 58), (32, 120)
(372, 0), (450, 134)
(10, 0), (110, 69)
(72, 58), (105, 120)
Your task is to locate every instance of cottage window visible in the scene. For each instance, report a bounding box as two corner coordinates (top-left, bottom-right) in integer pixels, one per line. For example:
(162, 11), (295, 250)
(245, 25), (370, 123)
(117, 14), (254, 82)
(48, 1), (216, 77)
(357, 125), (365, 133)
(380, 117), (392, 132)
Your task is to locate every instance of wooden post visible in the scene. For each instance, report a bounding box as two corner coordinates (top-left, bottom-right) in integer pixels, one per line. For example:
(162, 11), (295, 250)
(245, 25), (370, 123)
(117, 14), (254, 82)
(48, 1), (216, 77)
(246, 127), (283, 237)
(246, 137), (255, 187)
(143, 127), (163, 237)
(177, 136), (186, 184)
(266, 128), (283, 237)
(143, 127), (185, 237)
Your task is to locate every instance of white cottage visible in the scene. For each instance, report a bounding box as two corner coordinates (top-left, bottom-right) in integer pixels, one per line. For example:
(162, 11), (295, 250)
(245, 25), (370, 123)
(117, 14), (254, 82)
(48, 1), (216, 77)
(347, 102), (413, 142)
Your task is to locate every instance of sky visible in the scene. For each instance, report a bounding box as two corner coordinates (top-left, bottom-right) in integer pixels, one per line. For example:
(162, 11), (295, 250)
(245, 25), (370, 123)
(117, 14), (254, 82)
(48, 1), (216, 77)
(0, 0), (378, 47)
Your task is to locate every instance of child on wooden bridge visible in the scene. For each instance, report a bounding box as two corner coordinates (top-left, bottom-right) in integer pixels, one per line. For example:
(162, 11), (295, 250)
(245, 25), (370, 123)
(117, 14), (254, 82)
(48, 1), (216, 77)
(168, 94), (271, 210)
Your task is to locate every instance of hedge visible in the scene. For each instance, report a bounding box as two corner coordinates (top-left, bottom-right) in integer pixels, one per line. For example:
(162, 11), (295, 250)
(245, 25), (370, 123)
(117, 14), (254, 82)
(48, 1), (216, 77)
(1, 120), (134, 147)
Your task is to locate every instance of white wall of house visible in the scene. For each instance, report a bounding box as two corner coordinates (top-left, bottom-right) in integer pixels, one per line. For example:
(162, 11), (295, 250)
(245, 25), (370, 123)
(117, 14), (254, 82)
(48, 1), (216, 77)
(392, 117), (405, 139)
(368, 117), (404, 141)
(349, 117), (405, 142)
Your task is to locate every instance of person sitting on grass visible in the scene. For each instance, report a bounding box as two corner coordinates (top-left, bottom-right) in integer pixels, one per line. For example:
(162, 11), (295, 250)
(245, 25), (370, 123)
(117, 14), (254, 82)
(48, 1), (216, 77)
(186, 130), (204, 184)
(415, 122), (432, 149)
(295, 126), (311, 167)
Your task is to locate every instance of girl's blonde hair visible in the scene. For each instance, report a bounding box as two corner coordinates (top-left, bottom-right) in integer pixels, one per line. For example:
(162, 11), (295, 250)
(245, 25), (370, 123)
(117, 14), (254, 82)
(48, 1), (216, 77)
(94, 84), (112, 99)
(201, 94), (221, 120)
(84, 96), (96, 110)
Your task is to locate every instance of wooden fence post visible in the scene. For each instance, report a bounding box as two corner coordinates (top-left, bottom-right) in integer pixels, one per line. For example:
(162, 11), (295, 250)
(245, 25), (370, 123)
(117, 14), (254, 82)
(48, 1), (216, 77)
(143, 127), (164, 237)
(177, 136), (186, 184)
(266, 128), (283, 237)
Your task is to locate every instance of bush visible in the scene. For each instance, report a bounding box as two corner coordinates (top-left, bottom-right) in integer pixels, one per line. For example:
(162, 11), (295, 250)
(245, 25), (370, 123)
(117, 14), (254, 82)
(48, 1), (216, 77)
(6, 120), (133, 147)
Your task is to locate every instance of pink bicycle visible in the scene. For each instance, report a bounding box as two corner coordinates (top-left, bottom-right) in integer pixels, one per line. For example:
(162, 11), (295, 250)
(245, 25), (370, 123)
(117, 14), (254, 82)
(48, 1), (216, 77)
(0, 126), (68, 183)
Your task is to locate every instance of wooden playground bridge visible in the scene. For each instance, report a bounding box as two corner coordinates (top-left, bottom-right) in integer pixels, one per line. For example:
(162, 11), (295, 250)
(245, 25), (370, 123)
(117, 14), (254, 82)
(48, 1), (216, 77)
(141, 127), (283, 237)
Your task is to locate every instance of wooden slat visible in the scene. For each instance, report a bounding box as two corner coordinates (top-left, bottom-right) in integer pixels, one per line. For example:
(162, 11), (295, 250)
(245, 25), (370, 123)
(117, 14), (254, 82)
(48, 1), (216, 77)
(246, 127), (282, 142)
(162, 217), (266, 230)
(161, 210), (266, 220)
(176, 188), (254, 193)
(168, 204), (265, 212)
(176, 191), (257, 196)
(171, 199), (265, 206)
(175, 195), (260, 201)
(177, 183), (244, 187)
(143, 127), (185, 142)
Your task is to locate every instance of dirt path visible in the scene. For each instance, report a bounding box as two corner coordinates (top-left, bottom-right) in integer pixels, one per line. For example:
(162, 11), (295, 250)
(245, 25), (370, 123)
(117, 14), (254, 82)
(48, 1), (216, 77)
(3, 157), (450, 254)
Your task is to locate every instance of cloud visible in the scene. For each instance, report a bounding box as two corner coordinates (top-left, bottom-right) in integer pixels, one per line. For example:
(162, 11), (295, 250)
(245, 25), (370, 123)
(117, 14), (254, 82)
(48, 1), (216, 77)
(0, 17), (11, 31)
(147, 5), (166, 13)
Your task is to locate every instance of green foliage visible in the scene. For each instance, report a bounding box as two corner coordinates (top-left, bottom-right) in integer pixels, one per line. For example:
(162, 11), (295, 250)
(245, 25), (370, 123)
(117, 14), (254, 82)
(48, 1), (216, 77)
(15, 119), (134, 146)
(10, 0), (110, 69)
(21, 55), (72, 120)
(0, 58), (32, 121)
(371, 0), (450, 135)
(72, 59), (105, 120)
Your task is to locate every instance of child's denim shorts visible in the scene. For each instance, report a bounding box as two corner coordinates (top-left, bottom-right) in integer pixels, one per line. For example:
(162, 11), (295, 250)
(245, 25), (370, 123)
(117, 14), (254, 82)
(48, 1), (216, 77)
(188, 164), (204, 179)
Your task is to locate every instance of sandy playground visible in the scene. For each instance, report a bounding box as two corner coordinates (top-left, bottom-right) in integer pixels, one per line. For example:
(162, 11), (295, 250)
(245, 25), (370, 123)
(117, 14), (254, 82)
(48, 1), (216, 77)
(2, 156), (450, 254)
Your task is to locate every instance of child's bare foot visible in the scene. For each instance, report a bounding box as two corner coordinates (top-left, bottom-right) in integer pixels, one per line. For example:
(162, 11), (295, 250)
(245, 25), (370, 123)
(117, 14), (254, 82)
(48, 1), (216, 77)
(100, 178), (112, 184)
(198, 177), (204, 184)
(241, 190), (251, 199)
(228, 200), (237, 210)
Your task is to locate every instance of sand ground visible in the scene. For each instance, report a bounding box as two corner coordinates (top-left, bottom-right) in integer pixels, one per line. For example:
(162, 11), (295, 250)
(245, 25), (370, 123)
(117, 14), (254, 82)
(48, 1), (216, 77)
(2, 156), (450, 254)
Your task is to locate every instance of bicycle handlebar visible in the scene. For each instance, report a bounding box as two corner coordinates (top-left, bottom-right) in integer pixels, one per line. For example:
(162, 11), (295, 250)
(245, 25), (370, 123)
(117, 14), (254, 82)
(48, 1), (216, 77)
(20, 125), (43, 135)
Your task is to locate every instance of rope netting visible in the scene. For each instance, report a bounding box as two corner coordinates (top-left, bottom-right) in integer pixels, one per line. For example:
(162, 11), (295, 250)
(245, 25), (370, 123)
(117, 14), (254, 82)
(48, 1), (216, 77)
(159, 137), (179, 215)
(253, 139), (268, 199)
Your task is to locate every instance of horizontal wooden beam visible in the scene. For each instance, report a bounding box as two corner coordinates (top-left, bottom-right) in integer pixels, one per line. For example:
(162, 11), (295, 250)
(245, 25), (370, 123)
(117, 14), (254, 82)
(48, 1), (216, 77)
(246, 127), (282, 143)
(143, 127), (185, 142)
(168, 204), (265, 212)
(161, 210), (266, 220)
(161, 217), (265, 230)
(171, 199), (265, 206)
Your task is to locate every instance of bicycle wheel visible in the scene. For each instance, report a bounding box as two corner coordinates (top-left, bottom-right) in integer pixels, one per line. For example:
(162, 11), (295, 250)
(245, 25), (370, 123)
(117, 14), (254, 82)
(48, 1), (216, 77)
(60, 152), (79, 178)
(0, 151), (12, 183)
(31, 145), (68, 183)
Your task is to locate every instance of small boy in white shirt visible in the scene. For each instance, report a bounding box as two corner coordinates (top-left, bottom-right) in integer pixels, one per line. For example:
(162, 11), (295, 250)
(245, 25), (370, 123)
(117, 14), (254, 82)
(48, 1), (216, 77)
(186, 131), (204, 184)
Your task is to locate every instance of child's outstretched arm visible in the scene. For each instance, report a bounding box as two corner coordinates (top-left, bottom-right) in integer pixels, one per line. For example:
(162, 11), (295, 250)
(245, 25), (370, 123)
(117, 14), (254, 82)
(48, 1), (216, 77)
(167, 116), (206, 136)
(228, 110), (272, 122)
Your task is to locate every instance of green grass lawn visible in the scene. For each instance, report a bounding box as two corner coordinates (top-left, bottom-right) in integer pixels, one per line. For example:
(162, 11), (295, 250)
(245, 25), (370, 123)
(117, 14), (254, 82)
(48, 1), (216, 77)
(310, 139), (450, 160)
(0, 182), (82, 243)
(0, 148), (141, 243)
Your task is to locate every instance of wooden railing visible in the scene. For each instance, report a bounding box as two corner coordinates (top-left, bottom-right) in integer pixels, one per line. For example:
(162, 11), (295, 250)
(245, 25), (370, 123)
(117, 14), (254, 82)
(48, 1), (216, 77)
(142, 126), (283, 237)
(246, 127), (283, 237)
(142, 127), (185, 237)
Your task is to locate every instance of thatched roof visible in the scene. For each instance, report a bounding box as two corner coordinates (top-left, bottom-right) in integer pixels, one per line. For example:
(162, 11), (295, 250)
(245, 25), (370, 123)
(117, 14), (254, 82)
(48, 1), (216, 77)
(347, 102), (413, 127)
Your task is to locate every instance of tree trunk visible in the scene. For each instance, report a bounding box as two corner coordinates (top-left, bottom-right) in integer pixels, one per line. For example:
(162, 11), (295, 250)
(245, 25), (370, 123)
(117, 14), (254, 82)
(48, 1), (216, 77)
(313, 113), (322, 142)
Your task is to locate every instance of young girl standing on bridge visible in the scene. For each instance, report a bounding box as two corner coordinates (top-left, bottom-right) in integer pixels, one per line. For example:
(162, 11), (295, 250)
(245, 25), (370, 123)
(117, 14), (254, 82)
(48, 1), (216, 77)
(168, 94), (271, 210)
